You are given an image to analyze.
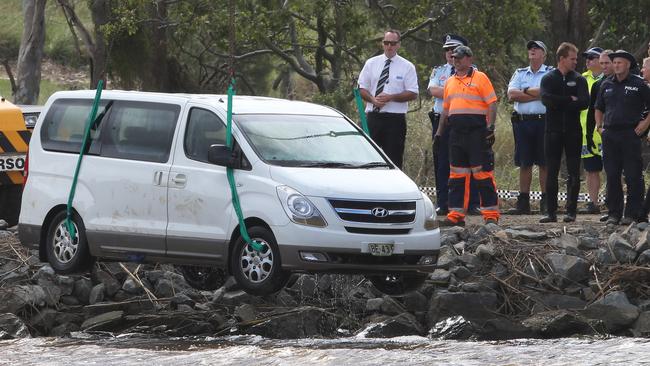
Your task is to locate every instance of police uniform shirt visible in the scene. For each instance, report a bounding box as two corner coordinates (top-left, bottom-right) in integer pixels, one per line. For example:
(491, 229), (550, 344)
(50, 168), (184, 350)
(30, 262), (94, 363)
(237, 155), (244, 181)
(595, 74), (650, 128)
(358, 54), (419, 114)
(507, 64), (551, 114)
(427, 63), (453, 113)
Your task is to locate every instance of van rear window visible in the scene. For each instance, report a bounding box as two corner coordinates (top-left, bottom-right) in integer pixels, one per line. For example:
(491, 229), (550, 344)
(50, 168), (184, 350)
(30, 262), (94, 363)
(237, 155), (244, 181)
(40, 99), (108, 154)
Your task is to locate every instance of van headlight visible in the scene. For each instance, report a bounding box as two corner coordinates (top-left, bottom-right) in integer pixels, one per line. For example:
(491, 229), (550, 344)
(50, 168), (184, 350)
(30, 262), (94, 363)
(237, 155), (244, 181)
(422, 192), (438, 230)
(277, 186), (327, 227)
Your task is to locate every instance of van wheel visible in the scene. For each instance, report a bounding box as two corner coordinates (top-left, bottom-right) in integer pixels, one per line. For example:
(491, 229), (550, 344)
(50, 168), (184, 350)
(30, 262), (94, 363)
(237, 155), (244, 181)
(46, 211), (92, 274)
(230, 226), (289, 296)
(177, 265), (227, 291)
(366, 272), (427, 295)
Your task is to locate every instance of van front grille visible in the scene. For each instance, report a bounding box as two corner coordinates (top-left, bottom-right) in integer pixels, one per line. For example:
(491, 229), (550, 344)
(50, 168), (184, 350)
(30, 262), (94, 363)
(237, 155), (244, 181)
(328, 199), (416, 224)
(344, 227), (411, 235)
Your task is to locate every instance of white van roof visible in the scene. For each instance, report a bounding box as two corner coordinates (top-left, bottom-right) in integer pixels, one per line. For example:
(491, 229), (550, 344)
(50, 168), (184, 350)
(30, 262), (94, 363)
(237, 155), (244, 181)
(48, 90), (342, 117)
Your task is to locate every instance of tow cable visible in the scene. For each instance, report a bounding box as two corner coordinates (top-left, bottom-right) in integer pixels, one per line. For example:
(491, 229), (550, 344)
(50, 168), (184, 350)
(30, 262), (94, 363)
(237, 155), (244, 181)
(65, 80), (104, 239)
(353, 88), (370, 134)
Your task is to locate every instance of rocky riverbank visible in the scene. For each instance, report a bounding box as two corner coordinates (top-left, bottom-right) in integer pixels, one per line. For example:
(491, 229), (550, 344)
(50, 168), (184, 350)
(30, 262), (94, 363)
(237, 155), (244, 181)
(1, 217), (649, 341)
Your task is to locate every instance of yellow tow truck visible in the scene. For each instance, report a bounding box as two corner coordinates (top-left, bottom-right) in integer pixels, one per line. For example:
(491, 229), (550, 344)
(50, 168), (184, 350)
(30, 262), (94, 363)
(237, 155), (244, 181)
(0, 97), (32, 226)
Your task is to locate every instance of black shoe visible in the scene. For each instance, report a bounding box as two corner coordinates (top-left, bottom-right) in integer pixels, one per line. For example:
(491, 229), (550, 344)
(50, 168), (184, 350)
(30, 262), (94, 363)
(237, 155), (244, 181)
(539, 214), (557, 223)
(563, 213), (576, 223)
(468, 207), (482, 216)
(506, 193), (531, 215)
(436, 207), (449, 215)
(606, 216), (620, 225)
(599, 214), (609, 222)
(620, 217), (634, 225)
(438, 218), (465, 227)
(579, 202), (600, 214)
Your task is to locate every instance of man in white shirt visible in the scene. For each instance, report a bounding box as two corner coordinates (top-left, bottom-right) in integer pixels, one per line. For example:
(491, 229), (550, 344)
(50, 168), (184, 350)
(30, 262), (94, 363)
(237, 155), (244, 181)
(358, 29), (419, 168)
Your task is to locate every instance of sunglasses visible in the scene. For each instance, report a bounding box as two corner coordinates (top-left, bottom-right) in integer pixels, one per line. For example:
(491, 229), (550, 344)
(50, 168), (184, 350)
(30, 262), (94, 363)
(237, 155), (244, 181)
(383, 40), (399, 46)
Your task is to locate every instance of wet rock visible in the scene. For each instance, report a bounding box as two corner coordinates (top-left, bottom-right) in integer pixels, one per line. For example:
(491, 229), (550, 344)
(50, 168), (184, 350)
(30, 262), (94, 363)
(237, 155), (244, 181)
(60, 295), (80, 306)
(578, 236), (600, 250)
(429, 269), (450, 283)
(380, 295), (405, 315)
(32, 266), (62, 306)
(89, 284), (105, 305)
(441, 226), (468, 246)
(0, 285), (47, 313)
(453, 241), (466, 253)
(479, 317), (536, 340)
(218, 290), (263, 306)
(360, 313), (424, 338)
(505, 229), (547, 240)
(428, 315), (477, 340)
(246, 306), (338, 338)
(234, 304), (256, 322)
(81, 310), (124, 331)
(608, 233), (637, 263)
(637, 250), (650, 265)
(92, 269), (120, 297)
(402, 291), (428, 313)
(635, 231), (650, 253)
(596, 248), (616, 265)
(460, 253), (480, 267)
(170, 294), (195, 310)
(436, 246), (459, 269)
(475, 243), (495, 260)
(270, 289), (298, 307)
(631, 311), (650, 337)
(545, 253), (590, 285)
(29, 308), (58, 334)
(57, 276), (75, 296)
(557, 233), (579, 250)
(522, 310), (597, 337)
(291, 274), (318, 298)
(427, 291), (498, 326)
(365, 298), (383, 313)
(73, 278), (93, 304)
(582, 291), (640, 331)
(530, 294), (586, 313)
(154, 278), (175, 298)
(122, 278), (144, 294)
(451, 265), (471, 280)
(51, 323), (79, 337)
(0, 313), (30, 339)
(316, 274), (333, 293)
(461, 282), (483, 292)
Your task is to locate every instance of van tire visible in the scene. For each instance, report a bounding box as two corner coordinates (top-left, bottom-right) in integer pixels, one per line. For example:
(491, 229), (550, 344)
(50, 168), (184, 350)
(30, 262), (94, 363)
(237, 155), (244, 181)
(177, 265), (227, 291)
(366, 272), (427, 295)
(45, 211), (92, 274)
(230, 226), (289, 296)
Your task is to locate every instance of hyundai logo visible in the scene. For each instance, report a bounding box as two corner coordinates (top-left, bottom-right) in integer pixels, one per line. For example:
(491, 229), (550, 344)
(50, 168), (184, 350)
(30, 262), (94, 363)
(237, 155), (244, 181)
(371, 207), (389, 217)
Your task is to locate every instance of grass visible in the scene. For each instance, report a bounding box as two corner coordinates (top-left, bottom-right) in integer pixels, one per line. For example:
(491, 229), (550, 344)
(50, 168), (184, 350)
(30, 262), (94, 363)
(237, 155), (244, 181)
(0, 78), (69, 105)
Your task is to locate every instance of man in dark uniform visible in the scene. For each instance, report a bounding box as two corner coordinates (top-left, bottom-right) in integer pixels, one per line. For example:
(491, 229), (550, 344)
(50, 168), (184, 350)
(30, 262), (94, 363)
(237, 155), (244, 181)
(539, 42), (590, 223)
(595, 50), (650, 225)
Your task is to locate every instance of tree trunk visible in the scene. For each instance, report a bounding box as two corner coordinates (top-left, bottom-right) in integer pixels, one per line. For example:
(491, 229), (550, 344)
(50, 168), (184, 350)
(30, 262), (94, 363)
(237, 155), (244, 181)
(89, 0), (109, 88)
(14, 0), (46, 105)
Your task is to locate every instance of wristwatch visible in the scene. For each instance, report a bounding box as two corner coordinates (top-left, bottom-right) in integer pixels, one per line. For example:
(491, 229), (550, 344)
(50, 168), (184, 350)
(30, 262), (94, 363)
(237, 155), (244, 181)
(523, 87), (529, 95)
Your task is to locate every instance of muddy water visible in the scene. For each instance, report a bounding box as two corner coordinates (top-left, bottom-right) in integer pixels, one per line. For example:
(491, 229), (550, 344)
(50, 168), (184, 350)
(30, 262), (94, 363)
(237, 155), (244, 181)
(2, 334), (650, 366)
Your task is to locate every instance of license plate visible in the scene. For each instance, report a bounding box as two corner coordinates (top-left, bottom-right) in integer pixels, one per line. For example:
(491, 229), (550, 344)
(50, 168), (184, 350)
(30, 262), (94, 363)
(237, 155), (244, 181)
(0, 154), (25, 172)
(368, 243), (394, 256)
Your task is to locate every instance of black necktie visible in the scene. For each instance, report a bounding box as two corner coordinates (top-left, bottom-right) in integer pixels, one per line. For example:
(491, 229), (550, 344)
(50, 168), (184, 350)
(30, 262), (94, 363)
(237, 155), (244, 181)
(373, 58), (391, 112)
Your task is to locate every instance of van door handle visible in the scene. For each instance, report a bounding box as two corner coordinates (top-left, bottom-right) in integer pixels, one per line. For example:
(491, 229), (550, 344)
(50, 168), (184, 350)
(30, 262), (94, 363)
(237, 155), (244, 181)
(171, 174), (187, 187)
(153, 171), (164, 186)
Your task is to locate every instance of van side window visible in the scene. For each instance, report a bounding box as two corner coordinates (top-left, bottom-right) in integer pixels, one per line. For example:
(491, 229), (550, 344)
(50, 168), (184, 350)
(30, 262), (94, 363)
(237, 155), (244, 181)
(184, 108), (227, 163)
(101, 101), (180, 163)
(40, 99), (108, 153)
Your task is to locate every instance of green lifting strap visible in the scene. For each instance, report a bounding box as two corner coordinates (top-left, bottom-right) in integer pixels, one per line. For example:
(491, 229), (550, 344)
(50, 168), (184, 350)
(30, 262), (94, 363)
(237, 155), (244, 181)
(353, 88), (370, 134)
(66, 80), (104, 239)
(226, 79), (264, 252)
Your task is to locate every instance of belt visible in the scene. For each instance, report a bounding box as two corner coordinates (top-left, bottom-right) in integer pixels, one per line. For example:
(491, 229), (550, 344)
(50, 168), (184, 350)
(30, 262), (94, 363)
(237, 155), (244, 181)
(603, 124), (636, 131)
(517, 113), (545, 121)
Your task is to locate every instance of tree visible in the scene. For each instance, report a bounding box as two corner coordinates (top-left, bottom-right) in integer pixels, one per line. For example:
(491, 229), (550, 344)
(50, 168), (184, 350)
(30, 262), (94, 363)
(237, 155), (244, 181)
(14, 0), (47, 104)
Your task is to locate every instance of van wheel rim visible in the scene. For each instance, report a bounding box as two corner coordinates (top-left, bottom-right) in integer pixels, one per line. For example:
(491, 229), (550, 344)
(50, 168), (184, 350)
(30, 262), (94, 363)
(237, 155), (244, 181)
(53, 221), (79, 263)
(239, 239), (273, 284)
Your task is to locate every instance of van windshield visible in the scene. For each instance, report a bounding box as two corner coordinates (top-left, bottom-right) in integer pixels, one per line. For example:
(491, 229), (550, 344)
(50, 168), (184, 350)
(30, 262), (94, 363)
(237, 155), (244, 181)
(236, 114), (391, 168)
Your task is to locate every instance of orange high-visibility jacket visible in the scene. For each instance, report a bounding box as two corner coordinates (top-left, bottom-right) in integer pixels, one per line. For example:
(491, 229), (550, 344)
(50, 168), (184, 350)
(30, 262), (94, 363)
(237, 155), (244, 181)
(443, 68), (497, 117)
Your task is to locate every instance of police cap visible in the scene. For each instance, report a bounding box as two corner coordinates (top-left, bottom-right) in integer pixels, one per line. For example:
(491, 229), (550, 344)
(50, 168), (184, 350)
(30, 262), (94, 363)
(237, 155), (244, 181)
(526, 40), (547, 53)
(443, 34), (468, 50)
(582, 47), (603, 59)
(609, 49), (638, 69)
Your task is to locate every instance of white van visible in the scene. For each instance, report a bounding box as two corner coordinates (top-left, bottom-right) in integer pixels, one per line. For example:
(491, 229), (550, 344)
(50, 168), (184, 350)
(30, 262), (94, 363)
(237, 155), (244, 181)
(19, 91), (440, 295)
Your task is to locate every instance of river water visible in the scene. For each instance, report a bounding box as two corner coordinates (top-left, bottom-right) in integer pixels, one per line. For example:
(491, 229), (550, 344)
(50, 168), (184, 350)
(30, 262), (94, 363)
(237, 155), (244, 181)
(1, 334), (649, 365)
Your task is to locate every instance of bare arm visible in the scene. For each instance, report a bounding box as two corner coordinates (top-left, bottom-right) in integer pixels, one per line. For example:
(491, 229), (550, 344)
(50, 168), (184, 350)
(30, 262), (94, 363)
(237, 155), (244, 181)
(429, 86), (444, 98)
(360, 88), (385, 109)
(435, 111), (448, 136)
(508, 88), (538, 102)
(487, 102), (498, 129)
(376, 90), (418, 104)
(595, 109), (604, 130)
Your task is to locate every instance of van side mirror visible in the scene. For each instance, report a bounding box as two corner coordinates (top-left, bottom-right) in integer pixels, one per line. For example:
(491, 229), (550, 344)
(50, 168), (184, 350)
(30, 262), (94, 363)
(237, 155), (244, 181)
(207, 144), (241, 169)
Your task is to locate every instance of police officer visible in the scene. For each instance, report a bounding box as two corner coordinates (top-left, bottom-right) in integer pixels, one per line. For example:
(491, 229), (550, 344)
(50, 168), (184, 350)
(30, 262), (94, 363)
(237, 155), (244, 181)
(596, 50), (650, 225)
(434, 46), (500, 226)
(507, 40), (551, 215)
(539, 42), (590, 223)
(428, 34), (480, 216)
(579, 47), (605, 214)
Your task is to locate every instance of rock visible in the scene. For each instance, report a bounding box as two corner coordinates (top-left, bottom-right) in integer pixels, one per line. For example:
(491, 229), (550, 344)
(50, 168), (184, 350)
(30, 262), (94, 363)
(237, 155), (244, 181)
(460, 253), (480, 267)
(505, 229), (547, 240)
(218, 290), (262, 306)
(28, 308), (58, 334)
(451, 266), (471, 280)
(32, 266), (62, 306)
(51, 323), (79, 337)
(608, 233), (637, 263)
(522, 310), (596, 337)
(57, 276), (75, 296)
(316, 274), (333, 293)
(81, 310), (124, 331)
(428, 315), (478, 340)
(427, 291), (498, 326)
(436, 246), (459, 269)
(246, 306), (338, 338)
(176, 304), (194, 312)
(402, 291), (428, 313)
(89, 284), (105, 305)
(365, 298), (383, 313)
(635, 231), (650, 253)
(475, 243), (495, 260)
(270, 289), (298, 307)
(637, 250), (650, 265)
(557, 234), (579, 250)
(154, 278), (175, 298)
(453, 241), (466, 253)
(596, 248), (616, 265)
(578, 236), (600, 250)
(222, 276), (239, 291)
(234, 304), (256, 322)
(581, 291), (640, 331)
(121, 278), (144, 294)
(60, 295), (80, 306)
(441, 232), (461, 246)
(290, 274), (318, 298)
(638, 222), (649, 231)
(545, 253), (590, 286)
(631, 311), (650, 337)
(0, 219), (8, 230)
(479, 317), (535, 340)
(530, 294), (586, 313)
(0, 285), (47, 313)
(380, 295), (405, 315)
(73, 278), (93, 304)
(170, 294), (195, 310)
(491, 263), (508, 278)
(92, 269), (120, 297)
(0, 313), (30, 339)
(359, 313), (424, 338)
(429, 269), (450, 283)
(461, 282), (482, 292)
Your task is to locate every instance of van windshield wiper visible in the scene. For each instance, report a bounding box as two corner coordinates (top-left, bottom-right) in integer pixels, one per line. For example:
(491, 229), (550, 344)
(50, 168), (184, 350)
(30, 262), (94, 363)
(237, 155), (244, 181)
(294, 161), (357, 168)
(354, 162), (391, 169)
(92, 100), (113, 129)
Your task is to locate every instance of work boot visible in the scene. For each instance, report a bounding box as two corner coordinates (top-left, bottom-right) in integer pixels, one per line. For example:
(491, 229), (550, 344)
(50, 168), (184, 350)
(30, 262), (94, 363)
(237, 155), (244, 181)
(620, 217), (634, 226)
(599, 214), (609, 222)
(563, 212), (576, 223)
(507, 193), (530, 215)
(606, 216), (620, 225)
(484, 218), (498, 225)
(539, 193), (548, 215)
(438, 218), (465, 227)
(579, 202), (600, 214)
(539, 214), (557, 223)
